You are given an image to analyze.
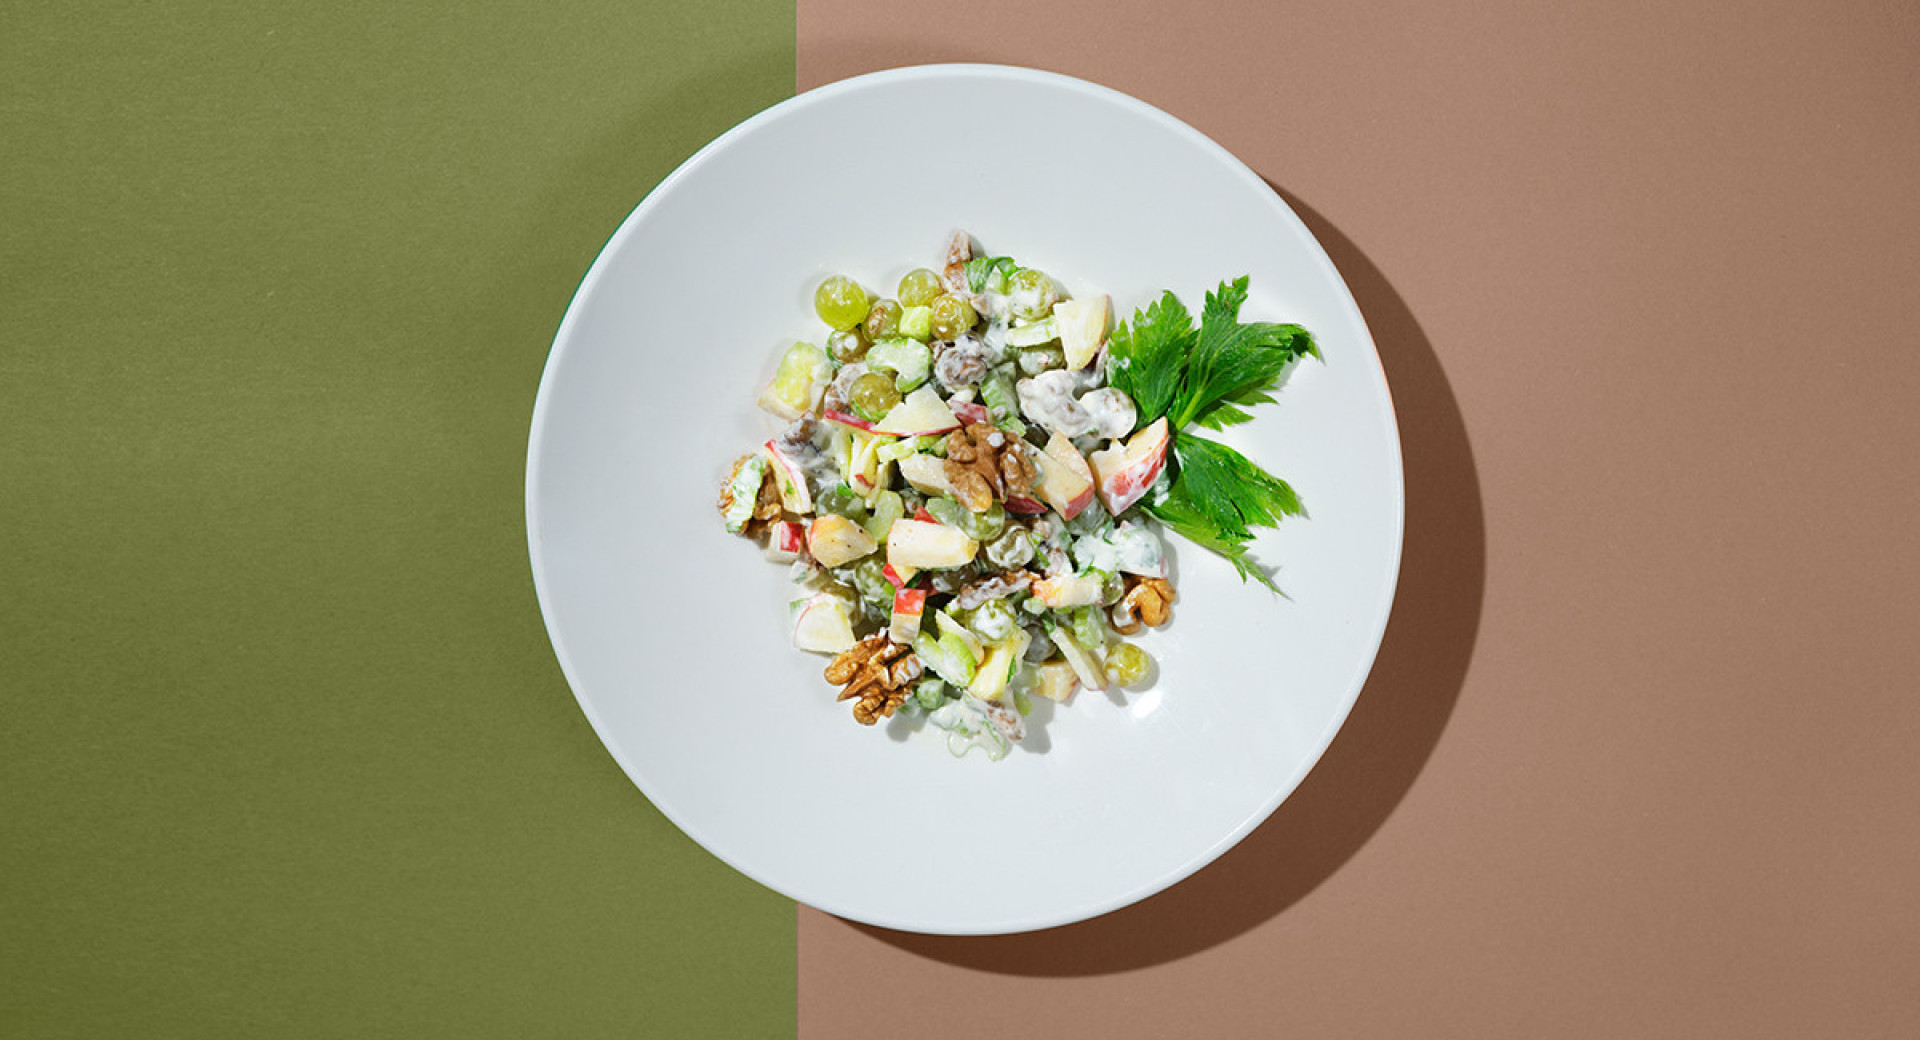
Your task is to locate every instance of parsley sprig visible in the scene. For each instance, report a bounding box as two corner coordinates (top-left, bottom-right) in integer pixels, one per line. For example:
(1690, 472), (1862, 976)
(1107, 277), (1317, 591)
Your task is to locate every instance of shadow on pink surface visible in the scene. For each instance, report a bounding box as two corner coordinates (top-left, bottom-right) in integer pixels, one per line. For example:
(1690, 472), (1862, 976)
(848, 187), (1486, 974)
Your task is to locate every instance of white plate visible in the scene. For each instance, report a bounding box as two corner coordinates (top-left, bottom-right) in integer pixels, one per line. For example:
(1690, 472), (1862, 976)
(526, 65), (1403, 935)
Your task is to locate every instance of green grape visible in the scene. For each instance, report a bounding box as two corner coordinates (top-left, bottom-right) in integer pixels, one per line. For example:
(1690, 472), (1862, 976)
(898, 267), (945, 308)
(924, 497), (969, 530)
(1007, 268), (1058, 322)
(864, 299), (903, 341)
(1018, 345), (1065, 375)
(929, 293), (978, 340)
(827, 327), (868, 363)
(968, 599), (1018, 643)
(1013, 690), (1034, 717)
(818, 484), (867, 520)
(961, 501), (1006, 541)
(985, 527), (1034, 569)
(1068, 605), (1107, 652)
(1107, 642), (1152, 685)
(849, 372), (902, 421)
(814, 275), (871, 331)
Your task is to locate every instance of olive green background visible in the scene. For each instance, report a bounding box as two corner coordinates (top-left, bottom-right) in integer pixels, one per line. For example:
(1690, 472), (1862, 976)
(2, 3), (794, 1036)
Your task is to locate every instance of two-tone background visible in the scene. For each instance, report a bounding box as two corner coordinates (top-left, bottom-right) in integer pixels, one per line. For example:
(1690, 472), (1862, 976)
(7, 2), (1917, 1036)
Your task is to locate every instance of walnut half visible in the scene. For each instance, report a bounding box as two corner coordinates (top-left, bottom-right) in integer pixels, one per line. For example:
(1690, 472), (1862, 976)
(824, 633), (925, 725)
(944, 423), (1038, 512)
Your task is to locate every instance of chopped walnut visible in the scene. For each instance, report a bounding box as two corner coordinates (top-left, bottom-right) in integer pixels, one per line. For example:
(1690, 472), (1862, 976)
(942, 230), (972, 292)
(746, 468), (783, 535)
(824, 632), (925, 725)
(944, 423), (1038, 512)
(1122, 575), (1175, 629)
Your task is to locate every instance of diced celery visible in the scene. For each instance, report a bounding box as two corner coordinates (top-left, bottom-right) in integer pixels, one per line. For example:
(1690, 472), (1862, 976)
(913, 631), (977, 687)
(720, 455), (767, 533)
(1006, 317), (1058, 348)
(866, 338), (932, 392)
(979, 375), (1026, 436)
(863, 490), (904, 542)
(899, 305), (933, 341)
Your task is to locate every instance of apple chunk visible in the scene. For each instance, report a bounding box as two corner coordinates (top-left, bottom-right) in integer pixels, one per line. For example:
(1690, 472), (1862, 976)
(790, 592), (855, 654)
(1032, 572), (1103, 608)
(1087, 416), (1169, 516)
(822, 409), (874, 433)
(761, 439), (814, 514)
(886, 519), (978, 570)
(1034, 432), (1095, 519)
(873, 386), (960, 436)
(765, 520), (806, 563)
(889, 588), (927, 644)
(895, 452), (955, 498)
(808, 513), (878, 568)
(1053, 295), (1109, 370)
(1033, 659), (1080, 703)
(758, 340), (832, 420)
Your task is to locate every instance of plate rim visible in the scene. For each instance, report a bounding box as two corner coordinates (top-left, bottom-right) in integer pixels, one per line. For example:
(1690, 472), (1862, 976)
(525, 62), (1406, 935)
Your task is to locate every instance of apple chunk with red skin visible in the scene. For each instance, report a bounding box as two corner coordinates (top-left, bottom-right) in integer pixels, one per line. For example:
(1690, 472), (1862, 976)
(889, 588), (927, 644)
(1087, 416), (1170, 515)
(790, 592), (856, 654)
(761, 439), (813, 513)
(886, 519), (978, 570)
(1031, 572), (1103, 608)
(822, 409), (874, 433)
(807, 514), (877, 568)
(1033, 432), (1096, 519)
(873, 386), (960, 437)
(765, 520), (806, 563)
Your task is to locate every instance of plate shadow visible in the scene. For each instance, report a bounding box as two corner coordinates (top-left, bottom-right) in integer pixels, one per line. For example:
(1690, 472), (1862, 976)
(841, 186), (1486, 975)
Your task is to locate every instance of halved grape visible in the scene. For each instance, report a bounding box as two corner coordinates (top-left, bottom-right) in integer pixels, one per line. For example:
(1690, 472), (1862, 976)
(849, 372), (902, 421)
(827, 327), (869, 363)
(814, 275), (871, 331)
(864, 299), (903, 341)
(1107, 642), (1152, 685)
(930, 293), (977, 340)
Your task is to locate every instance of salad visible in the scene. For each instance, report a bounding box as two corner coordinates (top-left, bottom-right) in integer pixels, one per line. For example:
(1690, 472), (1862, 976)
(718, 233), (1317, 760)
